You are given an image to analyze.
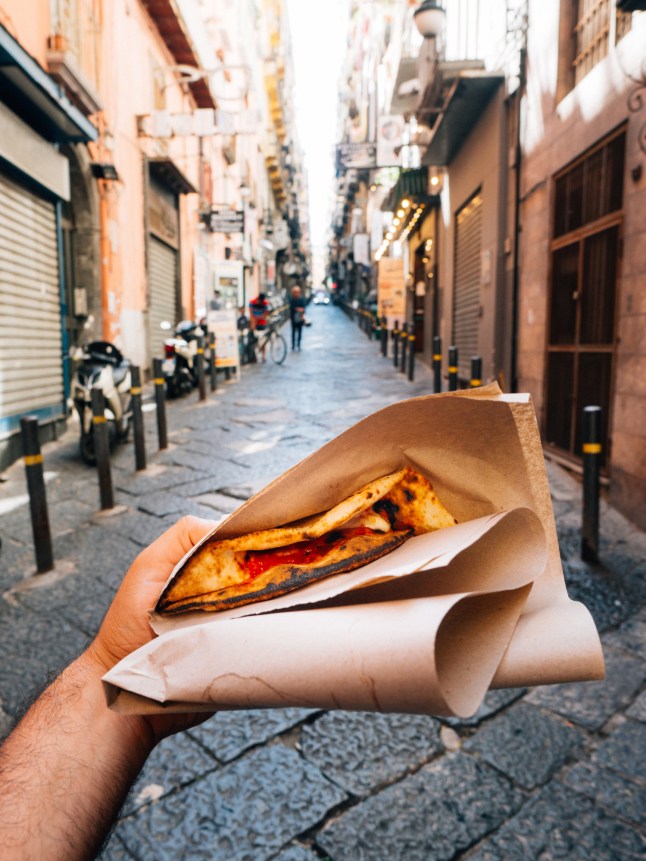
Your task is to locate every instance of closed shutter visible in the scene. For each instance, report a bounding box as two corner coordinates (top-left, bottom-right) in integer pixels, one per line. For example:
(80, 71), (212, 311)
(0, 172), (63, 426)
(453, 192), (483, 380)
(148, 235), (178, 359)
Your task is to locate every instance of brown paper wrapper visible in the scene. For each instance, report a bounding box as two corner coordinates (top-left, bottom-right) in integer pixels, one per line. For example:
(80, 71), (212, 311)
(103, 385), (604, 717)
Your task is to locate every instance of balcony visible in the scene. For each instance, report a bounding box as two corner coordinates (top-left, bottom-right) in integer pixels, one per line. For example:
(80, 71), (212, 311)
(139, 0), (216, 108)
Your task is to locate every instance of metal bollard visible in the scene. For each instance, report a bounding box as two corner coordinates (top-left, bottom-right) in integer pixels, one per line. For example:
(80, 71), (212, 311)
(433, 336), (442, 394)
(399, 323), (408, 373)
(91, 387), (114, 510)
(448, 346), (459, 391)
(381, 316), (388, 357)
(20, 416), (54, 573)
(209, 332), (217, 391)
(470, 356), (482, 387)
(130, 366), (146, 471)
(408, 330), (415, 381)
(393, 321), (399, 367)
(152, 358), (168, 450)
(582, 406), (602, 563)
(196, 335), (207, 402)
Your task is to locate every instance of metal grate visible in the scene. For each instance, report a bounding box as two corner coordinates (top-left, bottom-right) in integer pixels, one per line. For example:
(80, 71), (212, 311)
(452, 191), (483, 381)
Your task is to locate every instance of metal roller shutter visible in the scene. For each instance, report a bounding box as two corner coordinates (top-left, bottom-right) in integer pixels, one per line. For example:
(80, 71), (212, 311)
(453, 192), (483, 380)
(0, 172), (64, 427)
(148, 235), (178, 360)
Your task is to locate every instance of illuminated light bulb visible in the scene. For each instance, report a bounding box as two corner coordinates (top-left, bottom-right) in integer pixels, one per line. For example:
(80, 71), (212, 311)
(397, 209), (405, 218)
(402, 199), (410, 208)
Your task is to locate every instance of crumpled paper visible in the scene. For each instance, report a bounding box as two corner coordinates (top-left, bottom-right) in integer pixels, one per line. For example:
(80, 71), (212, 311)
(103, 385), (604, 717)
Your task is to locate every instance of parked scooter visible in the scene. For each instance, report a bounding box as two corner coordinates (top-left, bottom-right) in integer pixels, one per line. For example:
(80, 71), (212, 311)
(160, 320), (205, 398)
(72, 341), (132, 465)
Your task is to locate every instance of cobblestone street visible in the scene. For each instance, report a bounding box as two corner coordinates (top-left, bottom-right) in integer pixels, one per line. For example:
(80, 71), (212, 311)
(1, 305), (644, 861)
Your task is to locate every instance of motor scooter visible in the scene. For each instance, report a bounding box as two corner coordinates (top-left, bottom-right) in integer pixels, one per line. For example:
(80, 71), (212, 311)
(72, 341), (132, 465)
(161, 320), (205, 397)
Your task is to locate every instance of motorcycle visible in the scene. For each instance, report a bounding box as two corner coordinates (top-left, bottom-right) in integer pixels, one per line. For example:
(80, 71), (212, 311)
(72, 341), (132, 465)
(160, 320), (206, 397)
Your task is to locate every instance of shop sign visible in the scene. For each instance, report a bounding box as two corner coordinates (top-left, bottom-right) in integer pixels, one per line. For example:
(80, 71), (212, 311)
(336, 142), (377, 170)
(207, 308), (240, 372)
(207, 209), (245, 233)
(378, 258), (406, 326)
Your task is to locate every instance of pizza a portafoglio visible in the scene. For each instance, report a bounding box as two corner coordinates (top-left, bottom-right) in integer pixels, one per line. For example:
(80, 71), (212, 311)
(156, 467), (456, 616)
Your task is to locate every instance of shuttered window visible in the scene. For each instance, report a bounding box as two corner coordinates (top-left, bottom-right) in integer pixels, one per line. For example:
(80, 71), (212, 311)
(148, 235), (178, 360)
(0, 173), (63, 429)
(453, 191), (483, 380)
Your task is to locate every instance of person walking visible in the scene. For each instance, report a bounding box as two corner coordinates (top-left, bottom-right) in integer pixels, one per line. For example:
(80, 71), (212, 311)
(290, 285), (306, 351)
(249, 292), (270, 361)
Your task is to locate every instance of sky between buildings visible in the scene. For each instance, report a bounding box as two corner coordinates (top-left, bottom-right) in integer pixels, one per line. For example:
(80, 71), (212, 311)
(286, 0), (350, 269)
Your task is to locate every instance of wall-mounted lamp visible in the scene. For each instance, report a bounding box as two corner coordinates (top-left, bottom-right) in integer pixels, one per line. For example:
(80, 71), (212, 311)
(413, 1), (446, 40)
(91, 163), (120, 181)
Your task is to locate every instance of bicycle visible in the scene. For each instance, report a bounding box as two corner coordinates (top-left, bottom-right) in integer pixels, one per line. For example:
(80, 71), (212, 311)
(251, 318), (287, 365)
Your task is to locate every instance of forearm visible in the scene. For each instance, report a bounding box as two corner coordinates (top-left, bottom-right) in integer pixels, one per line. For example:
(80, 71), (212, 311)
(0, 650), (154, 861)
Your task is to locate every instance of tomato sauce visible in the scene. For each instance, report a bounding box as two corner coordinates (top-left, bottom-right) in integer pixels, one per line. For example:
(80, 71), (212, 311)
(244, 527), (377, 581)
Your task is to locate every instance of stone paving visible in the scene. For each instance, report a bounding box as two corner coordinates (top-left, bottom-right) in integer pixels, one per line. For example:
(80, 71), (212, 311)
(0, 305), (644, 860)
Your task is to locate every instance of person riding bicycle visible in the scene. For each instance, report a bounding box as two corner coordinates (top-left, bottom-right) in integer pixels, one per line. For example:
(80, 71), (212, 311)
(249, 292), (270, 362)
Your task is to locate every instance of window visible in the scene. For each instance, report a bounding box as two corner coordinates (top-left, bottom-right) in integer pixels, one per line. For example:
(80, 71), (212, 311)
(573, 0), (611, 85)
(545, 129), (625, 465)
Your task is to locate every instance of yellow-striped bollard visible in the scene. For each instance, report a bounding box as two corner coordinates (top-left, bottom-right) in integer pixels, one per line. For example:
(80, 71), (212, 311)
(582, 405), (602, 562)
(20, 416), (53, 573)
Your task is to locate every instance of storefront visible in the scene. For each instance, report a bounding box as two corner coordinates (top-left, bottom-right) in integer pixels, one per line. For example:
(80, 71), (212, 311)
(146, 159), (195, 362)
(0, 24), (96, 469)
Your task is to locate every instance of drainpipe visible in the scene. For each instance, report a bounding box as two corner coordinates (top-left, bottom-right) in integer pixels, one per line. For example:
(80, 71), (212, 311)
(510, 46), (526, 394)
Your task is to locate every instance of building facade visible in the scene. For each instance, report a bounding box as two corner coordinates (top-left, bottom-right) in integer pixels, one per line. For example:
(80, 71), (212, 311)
(331, 0), (645, 528)
(0, 0), (309, 469)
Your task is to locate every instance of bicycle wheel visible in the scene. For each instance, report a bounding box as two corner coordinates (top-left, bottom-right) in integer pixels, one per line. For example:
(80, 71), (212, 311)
(270, 331), (287, 364)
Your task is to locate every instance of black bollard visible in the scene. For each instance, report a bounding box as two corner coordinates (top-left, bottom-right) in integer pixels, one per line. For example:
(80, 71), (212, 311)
(408, 329), (415, 381)
(91, 387), (114, 510)
(209, 332), (217, 391)
(196, 335), (207, 402)
(381, 316), (388, 357)
(152, 358), (168, 450)
(433, 336), (442, 393)
(470, 356), (482, 388)
(20, 416), (54, 573)
(582, 406), (601, 563)
(131, 366), (146, 472)
(400, 323), (408, 373)
(393, 321), (399, 368)
(448, 346), (459, 391)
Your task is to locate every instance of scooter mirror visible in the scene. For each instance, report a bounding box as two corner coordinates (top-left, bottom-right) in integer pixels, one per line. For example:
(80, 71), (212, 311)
(160, 320), (172, 330)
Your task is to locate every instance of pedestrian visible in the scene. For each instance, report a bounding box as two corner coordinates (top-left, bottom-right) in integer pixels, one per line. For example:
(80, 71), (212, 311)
(0, 516), (218, 861)
(290, 284), (306, 351)
(249, 291), (270, 362)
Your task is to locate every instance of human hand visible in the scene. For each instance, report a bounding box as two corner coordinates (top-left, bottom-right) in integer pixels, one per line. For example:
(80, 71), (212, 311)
(87, 515), (218, 742)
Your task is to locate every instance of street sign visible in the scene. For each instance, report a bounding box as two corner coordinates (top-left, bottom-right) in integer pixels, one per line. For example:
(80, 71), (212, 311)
(336, 142), (377, 170)
(206, 209), (245, 233)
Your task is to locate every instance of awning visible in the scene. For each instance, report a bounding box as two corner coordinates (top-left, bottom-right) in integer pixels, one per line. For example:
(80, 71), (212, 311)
(422, 73), (504, 166)
(382, 168), (438, 212)
(0, 25), (97, 143)
(149, 157), (196, 195)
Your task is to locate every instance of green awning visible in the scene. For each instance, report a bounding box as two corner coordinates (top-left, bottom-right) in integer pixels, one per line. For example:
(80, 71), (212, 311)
(382, 168), (438, 212)
(0, 24), (97, 143)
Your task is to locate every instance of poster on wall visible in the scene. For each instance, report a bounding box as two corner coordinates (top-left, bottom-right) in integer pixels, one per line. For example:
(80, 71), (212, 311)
(377, 258), (406, 328)
(207, 308), (240, 375)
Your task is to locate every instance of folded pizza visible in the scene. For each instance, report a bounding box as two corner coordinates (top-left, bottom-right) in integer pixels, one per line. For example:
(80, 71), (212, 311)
(156, 467), (456, 615)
